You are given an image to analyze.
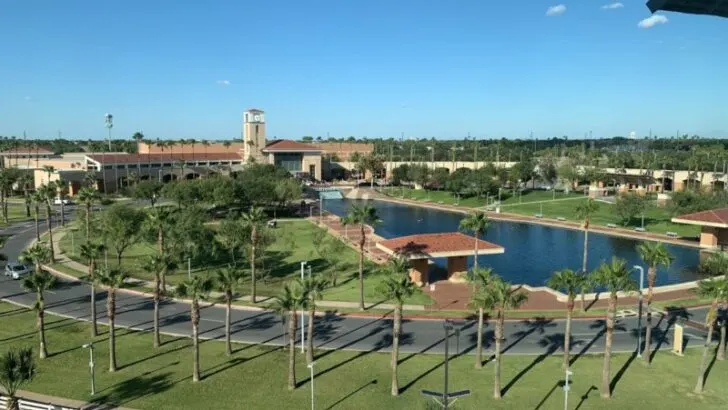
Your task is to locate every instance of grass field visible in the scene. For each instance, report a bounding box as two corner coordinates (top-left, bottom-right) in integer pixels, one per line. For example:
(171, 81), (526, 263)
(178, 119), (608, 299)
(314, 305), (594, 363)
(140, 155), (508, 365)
(57, 220), (432, 305)
(1, 302), (726, 409)
(381, 187), (583, 208)
(0, 203), (34, 226)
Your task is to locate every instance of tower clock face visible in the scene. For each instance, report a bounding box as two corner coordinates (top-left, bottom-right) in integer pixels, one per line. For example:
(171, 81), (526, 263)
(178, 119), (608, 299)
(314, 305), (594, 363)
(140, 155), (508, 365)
(253, 114), (260, 122)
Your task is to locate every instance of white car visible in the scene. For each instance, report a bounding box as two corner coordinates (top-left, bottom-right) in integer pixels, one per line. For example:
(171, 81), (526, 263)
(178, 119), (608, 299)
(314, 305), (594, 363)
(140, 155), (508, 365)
(54, 197), (71, 205)
(4, 262), (31, 280)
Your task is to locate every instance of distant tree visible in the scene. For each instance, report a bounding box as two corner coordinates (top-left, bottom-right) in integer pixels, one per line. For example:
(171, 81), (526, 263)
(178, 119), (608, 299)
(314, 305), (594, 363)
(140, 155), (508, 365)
(547, 269), (588, 369)
(132, 180), (164, 208)
(299, 275), (328, 364)
(100, 204), (144, 265)
(637, 242), (674, 363)
(467, 267), (493, 368)
(459, 211), (490, 271)
(241, 207), (267, 303)
(271, 283), (305, 390)
(76, 186), (101, 242)
(575, 198), (599, 310)
(79, 242), (105, 337)
(693, 278), (728, 393)
(142, 252), (177, 348)
(216, 264), (245, 356)
(614, 193), (648, 226)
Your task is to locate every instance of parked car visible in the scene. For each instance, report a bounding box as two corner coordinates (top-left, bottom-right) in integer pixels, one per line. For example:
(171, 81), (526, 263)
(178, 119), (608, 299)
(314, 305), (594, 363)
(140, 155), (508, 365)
(54, 197), (72, 205)
(4, 262), (31, 280)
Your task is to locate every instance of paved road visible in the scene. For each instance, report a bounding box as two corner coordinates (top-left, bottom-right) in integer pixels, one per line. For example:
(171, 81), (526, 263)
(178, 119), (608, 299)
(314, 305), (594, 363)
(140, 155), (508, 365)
(0, 216), (711, 356)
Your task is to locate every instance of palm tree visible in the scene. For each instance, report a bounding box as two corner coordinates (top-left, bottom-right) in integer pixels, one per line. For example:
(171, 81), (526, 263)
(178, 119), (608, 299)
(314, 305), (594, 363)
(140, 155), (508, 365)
(37, 183), (56, 263)
(79, 242), (105, 337)
(216, 264), (245, 356)
(700, 251), (728, 281)
(142, 253), (176, 348)
(575, 197), (599, 312)
(41, 165), (54, 182)
(590, 258), (637, 399)
(482, 276), (528, 399)
(144, 206), (173, 291)
(341, 204), (381, 310)
(176, 275), (213, 382)
(637, 242), (674, 364)
(547, 269), (588, 369)
(376, 257), (416, 396)
(299, 275), (328, 364)
(693, 278), (728, 393)
(77, 186), (101, 242)
(17, 173), (33, 218)
(458, 211), (490, 271)
(94, 267), (129, 372)
(271, 283), (305, 390)
(19, 244), (54, 359)
(467, 267), (493, 368)
(241, 207), (267, 303)
(55, 177), (68, 227)
(30, 190), (43, 242)
(0, 347), (36, 410)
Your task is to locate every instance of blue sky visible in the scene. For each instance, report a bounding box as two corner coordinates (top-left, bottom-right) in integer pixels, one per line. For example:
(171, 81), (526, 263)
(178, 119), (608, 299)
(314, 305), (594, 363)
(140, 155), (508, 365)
(1, 1), (726, 140)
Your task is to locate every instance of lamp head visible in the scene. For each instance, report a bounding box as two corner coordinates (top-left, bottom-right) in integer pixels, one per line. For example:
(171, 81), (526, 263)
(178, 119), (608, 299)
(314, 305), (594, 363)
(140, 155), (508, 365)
(82, 343), (93, 349)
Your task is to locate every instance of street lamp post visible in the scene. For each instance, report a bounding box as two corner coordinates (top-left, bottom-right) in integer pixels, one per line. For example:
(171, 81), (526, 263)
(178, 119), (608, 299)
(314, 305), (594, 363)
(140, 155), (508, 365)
(563, 369), (573, 410)
(308, 361), (316, 410)
(633, 265), (645, 357)
(82, 343), (96, 396)
(104, 113), (118, 193)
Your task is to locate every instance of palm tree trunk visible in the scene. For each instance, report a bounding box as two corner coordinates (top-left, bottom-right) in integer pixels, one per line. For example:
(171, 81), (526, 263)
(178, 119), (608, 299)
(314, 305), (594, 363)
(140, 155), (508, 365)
(85, 203), (91, 242)
(38, 307), (47, 359)
(564, 300), (573, 369)
(493, 312), (503, 399)
(24, 189), (30, 217)
(192, 301), (201, 382)
(473, 231), (479, 270)
(643, 268), (656, 363)
(34, 205), (40, 242)
(601, 294), (616, 399)
(153, 273), (161, 348)
(718, 320), (726, 361)
(476, 307), (484, 369)
(89, 260), (98, 337)
(225, 297), (232, 356)
(391, 304), (401, 396)
(1, 190), (7, 224)
(287, 310), (297, 390)
(109, 292), (117, 372)
(306, 307), (315, 364)
(45, 205), (55, 263)
(358, 225), (366, 311)
(60, 200), (65, 227)
(7, 396), (19, 410)
(694, 322), (715, 393)
(250, 242), (257, 303)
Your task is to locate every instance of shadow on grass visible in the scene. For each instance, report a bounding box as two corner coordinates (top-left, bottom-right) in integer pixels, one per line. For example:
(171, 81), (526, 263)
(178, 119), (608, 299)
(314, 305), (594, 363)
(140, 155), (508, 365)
(609, 351), (637, 395)
(325, 379), (378, 410)
(574, 385), (598, 410)
(0, 317), (78, 343)
(534, 380), (564, 410)
(89, 371), (175, 408)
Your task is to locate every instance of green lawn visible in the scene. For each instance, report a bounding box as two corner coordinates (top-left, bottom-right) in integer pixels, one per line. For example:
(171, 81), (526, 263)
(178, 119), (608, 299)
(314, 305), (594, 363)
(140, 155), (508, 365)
(57, 220), (432, 305)
(381, 188), (584, 208)
(1, 302), (726, 409)
(500, 197), (700, 238)
(0, 203), (34, 226)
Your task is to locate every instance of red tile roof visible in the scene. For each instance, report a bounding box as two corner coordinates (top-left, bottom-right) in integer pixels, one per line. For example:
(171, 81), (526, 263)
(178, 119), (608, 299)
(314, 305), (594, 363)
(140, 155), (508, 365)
(377, 232), (504, 259)
(86, 152), (243, 164)
(263, 140), (321, 152)
(672, 208), (728, 227)
(1, 147), (54, 154)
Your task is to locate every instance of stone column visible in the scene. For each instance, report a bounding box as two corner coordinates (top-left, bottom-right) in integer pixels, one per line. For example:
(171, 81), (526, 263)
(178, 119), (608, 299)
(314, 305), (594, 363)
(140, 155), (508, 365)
(409, 258), (430, 287)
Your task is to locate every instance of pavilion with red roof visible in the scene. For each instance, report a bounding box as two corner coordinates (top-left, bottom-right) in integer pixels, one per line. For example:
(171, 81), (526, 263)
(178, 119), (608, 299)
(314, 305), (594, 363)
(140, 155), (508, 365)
(377, 232), (504, 286)
(672, 208), (728, 249)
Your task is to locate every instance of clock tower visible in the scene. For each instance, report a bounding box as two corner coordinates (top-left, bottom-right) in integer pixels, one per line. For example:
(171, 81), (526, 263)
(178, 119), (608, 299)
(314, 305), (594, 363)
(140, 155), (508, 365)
(243, 109), (266, 163)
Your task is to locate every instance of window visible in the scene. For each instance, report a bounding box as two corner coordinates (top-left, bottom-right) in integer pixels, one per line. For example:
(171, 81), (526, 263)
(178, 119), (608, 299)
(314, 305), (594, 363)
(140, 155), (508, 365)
(104, 165), (112, 170)
(274, 154), (302, 173)
(231, 161), (241, 165)
(141, 164), (150, 169)
(209, 161), (219, 165)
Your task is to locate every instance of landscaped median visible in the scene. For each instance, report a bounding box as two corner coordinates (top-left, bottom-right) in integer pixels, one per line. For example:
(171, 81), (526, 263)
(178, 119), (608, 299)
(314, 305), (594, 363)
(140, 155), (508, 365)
(2, 301), (727, 410)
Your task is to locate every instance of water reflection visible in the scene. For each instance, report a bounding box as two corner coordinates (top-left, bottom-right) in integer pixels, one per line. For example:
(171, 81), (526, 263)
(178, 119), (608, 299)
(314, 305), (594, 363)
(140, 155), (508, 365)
(324, 199), (701, 287)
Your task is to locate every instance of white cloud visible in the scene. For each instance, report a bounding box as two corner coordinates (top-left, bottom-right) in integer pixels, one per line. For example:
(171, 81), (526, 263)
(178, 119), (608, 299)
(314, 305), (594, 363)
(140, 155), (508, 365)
(601, 2), (624, 10)
(546, 4), (567, 16)
(216, 80), (231, 86)
(638, 14), (668, 28)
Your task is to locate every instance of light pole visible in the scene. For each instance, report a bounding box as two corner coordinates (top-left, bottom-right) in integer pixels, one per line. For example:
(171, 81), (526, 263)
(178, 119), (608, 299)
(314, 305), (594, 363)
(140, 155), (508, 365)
(300, 261), (307, 353)
(426, 146), (435, 170)
(82, 343), (96, 396)
(308, 361), (316, 410)
(104, 113), (113, 151)
(634, 265), (645, 357)
(563, 369), (573, 410)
